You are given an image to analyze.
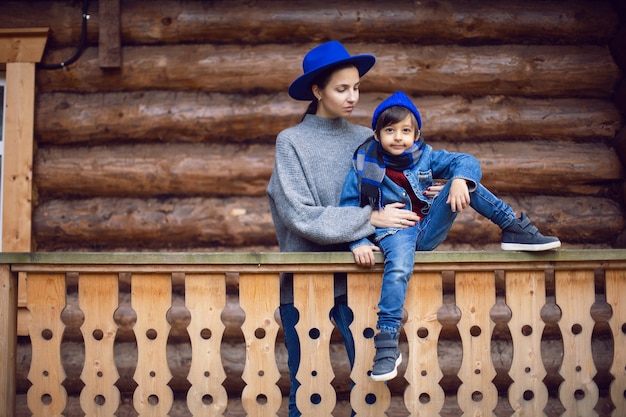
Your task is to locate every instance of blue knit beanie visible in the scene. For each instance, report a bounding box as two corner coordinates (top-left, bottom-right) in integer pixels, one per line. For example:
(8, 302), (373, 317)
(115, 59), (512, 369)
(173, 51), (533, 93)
(371, 91), (422, 131)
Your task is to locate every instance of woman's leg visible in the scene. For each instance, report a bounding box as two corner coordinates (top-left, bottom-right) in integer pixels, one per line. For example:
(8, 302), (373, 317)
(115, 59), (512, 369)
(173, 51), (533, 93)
(280, 303), (302, 417)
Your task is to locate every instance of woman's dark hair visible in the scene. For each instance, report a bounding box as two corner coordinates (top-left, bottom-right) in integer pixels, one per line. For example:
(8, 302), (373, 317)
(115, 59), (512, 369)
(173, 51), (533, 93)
(301, 62), (357, 120)
(374, 106), (420, 138)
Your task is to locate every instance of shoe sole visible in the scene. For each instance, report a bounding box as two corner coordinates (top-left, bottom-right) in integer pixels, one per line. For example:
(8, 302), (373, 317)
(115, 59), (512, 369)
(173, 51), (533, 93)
(501, 240), (561, 251)
(370, 353), (402, 382)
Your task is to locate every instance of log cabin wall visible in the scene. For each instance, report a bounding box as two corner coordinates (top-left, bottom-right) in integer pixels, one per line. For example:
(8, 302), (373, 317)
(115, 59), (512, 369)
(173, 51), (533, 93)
(1, 0), (625, 252)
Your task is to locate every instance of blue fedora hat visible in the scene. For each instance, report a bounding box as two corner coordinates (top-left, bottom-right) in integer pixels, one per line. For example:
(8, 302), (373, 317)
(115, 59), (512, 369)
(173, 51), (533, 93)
(288, 40), (376, 101)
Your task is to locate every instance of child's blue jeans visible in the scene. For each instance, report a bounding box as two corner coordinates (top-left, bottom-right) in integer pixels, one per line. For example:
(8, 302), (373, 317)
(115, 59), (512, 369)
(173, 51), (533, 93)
(375, 181), (516, 334)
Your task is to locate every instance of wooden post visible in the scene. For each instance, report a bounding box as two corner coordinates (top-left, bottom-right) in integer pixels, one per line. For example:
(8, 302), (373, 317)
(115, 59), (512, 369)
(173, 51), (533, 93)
(0, 264), (17, 417)
(0, 28), (49, 252)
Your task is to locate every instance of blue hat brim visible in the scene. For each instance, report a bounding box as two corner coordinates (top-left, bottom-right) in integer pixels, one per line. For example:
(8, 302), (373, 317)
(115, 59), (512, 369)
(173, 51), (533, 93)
(288, 55), (375, 101)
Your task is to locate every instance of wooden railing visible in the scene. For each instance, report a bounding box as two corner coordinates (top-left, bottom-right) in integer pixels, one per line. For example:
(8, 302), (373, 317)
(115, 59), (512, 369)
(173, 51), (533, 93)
(1, 250), (625, 417)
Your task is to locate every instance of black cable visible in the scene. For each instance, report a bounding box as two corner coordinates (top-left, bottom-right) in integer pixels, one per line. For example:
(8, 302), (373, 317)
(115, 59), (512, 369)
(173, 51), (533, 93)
(38, 0), (90, 70)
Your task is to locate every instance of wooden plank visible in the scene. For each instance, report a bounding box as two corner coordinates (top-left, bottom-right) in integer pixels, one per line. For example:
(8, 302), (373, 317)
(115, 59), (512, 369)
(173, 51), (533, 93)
(0, 264), (17, 417)
(506, 271), (549, 416)
(26, 273), (67, 416)
(605, 269), (626, 417)
(185, 273), (228, 416)
(0, 28), (49, 63)
(455, 271), (498, 416)
(239, 272), (281, 416)
(292, 272), (336, 416)
(78, 273), (120, 415)
(2, 62), (35, 252)
(98, 0), (121, 68)
(403, 271), (445, 415)
(348, 271), (392, 416)
(3, 249), (626, 269)
(555, 270), (599, 417)
(131, 273), (174, 415)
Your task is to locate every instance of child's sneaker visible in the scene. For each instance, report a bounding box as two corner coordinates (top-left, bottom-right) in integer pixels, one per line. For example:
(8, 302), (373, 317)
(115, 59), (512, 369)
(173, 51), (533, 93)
(370, 332), (402, 382)
(501, 213), (561, 251)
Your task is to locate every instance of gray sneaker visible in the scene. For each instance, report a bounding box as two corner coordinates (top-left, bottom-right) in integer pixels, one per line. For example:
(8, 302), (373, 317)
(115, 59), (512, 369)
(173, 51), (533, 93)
(370, 332), (402, 382)
(501, 213), (561, 251)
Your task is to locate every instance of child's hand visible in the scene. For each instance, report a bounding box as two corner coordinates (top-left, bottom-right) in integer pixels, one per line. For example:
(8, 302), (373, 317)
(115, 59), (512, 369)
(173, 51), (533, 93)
(446, 178), (470, 213)
(352, 245), (380, 267)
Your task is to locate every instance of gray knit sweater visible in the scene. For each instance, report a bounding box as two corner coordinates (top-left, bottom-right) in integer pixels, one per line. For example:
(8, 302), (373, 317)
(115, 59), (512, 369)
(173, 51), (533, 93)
(267, 114), (376, 303)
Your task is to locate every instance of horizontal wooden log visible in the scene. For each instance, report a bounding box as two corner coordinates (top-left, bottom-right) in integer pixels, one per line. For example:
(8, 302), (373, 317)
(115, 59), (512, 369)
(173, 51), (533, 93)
(1, 1), (617, 48)
(15, 336), (614, 395)
(35, 43), (620, 98)
(32, 195), (624, 251)
(34, 140), (622, 198)
(34, 92), (621, 145)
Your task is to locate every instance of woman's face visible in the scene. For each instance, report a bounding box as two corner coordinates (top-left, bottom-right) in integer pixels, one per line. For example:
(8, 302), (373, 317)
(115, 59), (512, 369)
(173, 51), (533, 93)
(313, 66), (361, 119)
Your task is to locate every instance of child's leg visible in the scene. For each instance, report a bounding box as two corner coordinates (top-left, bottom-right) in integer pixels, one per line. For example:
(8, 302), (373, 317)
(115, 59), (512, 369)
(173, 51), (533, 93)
(371, 226), (418, 381)
(416, 180), (458, 251)
(470, 183), (561, 251)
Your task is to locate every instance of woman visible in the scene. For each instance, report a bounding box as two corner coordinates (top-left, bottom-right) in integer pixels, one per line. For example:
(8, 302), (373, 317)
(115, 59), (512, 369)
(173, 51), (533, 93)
(266, 40), (420, 417)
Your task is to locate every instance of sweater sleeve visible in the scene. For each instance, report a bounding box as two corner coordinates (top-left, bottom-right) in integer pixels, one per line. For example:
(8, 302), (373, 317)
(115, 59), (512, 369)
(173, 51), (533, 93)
(267, 135), (376, 246)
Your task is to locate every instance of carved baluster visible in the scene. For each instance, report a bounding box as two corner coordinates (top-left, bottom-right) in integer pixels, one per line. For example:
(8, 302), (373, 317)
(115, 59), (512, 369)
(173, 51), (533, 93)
(79, 273), (121, 416)
(185, 273), (228, 416)
(455, 271), (498, 416)
(555, 270), (598, 417)
(131, 273), (174, 416)
(348, 271), (391, 415)
(26, 273), (67, 417)
(606, 269), (626, 417)
(403, 271), (444, 416)
(293, 272), (336, 416)
(239, 273), (281, 416)
(506, 271), (548, 416)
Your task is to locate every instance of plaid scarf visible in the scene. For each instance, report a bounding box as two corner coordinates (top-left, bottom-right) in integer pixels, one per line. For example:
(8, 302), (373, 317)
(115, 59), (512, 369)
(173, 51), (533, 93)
(353, 135), (424, 209)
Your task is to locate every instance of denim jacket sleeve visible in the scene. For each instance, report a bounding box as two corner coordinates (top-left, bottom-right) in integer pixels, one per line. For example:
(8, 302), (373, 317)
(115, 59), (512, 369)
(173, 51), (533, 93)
(429, 148), (482, 191)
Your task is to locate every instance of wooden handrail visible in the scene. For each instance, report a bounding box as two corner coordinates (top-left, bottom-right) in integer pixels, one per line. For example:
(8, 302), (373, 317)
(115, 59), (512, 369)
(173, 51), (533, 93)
(1, 250), (625, 416)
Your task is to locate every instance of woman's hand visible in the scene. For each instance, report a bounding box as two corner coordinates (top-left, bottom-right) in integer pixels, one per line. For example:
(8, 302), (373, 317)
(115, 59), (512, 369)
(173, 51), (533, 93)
(352, 245), (380, 267)
(447, 178), (470, 212)
(423, 180), (445, 199)
(370, 202), (420, 228)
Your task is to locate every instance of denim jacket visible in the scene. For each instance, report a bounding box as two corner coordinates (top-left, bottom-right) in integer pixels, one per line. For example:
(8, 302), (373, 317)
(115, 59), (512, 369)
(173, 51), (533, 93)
(339, 141), (482, 249)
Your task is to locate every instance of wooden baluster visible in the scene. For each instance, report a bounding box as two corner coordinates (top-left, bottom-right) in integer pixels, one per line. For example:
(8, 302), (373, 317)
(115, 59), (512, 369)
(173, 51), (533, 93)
(455, 271), (498, 416)
(555, 270), (598, 417)
(293, 272), (336, 416)
(131, 273), (174, 416)
(239, 273), (281, 416)
(348, 271), (392, 416)
(26, 273), (67, 417)
(185, 273), (228, 416)
(403, 271), (445, 416)
(506, 271), (548, 416)
(606, 269), (626, 417)
(78, 273), (121, 416)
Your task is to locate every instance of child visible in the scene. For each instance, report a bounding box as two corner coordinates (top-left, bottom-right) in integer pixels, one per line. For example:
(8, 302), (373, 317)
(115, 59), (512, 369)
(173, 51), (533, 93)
(339, 91), (560, 382)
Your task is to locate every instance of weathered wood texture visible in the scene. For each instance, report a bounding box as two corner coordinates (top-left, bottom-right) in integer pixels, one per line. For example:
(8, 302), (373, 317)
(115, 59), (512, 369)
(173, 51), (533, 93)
(0, 0), (622, 251)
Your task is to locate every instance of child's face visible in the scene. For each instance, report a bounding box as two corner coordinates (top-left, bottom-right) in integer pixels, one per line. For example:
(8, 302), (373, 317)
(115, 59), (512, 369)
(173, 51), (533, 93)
(375, 114), (419, 155)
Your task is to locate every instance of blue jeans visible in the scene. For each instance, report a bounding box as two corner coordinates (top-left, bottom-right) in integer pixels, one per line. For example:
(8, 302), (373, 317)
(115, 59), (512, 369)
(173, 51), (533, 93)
(375, 181), (516, 333)
(280, 293), (355, 417)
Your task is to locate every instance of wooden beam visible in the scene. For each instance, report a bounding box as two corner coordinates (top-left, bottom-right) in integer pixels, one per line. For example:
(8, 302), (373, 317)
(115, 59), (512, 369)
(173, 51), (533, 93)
(0, 28), (49, 63)
(0, 28), (48, 251)
(98, 0), (121, 68)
